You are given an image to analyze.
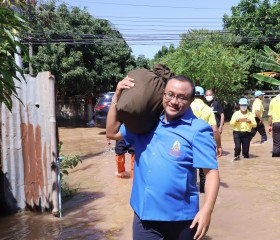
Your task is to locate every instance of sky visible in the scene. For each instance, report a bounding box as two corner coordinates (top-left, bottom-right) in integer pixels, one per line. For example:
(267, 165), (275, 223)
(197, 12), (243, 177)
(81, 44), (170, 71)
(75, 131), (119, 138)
(61, 0), (242, 59)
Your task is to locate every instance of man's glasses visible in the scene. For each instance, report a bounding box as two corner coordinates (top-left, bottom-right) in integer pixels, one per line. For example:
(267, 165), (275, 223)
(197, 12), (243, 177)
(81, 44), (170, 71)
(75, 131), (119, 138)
(163, 92), (189, 103)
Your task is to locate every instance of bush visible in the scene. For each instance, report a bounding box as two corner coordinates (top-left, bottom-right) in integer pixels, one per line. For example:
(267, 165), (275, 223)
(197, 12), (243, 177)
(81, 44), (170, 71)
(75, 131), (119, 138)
(58, 141), (82, 201)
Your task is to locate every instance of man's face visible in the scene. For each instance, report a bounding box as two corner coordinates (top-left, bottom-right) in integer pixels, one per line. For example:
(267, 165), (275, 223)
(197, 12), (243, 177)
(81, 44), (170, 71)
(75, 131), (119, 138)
(205, 90), (214, 102)
(162, 78), (194, 122)
(205, 90), (214, 97)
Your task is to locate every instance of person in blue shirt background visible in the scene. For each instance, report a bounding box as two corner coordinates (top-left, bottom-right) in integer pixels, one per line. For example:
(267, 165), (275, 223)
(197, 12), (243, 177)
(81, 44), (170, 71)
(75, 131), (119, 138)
(106, 75), (220, 240)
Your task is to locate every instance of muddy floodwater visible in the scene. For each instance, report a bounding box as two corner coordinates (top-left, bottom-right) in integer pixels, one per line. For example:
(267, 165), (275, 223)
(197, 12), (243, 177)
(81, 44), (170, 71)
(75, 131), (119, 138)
(0, 123), (279, 240)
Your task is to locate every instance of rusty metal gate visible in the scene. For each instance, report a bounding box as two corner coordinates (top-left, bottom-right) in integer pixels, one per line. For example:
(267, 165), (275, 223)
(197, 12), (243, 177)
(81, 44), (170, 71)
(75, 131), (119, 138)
(0, 71), (59, 215)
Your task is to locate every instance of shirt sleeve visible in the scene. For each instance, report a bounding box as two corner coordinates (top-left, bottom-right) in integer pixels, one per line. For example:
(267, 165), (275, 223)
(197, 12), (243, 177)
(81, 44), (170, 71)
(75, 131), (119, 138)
(250, 113), (257, 128)
(230, 112), (238, 126)
(254, 100), (261, 111)
(268, 100), (273, 116)
(192, 122), (218, 169)
(208, 110), (217, 126)
(120, 124), (136, 146)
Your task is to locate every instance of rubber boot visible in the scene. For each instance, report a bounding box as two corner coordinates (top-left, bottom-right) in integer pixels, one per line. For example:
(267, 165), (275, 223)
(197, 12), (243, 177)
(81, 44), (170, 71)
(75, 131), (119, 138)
(116, 154), (125, 177)
(130, 154), (135, 179)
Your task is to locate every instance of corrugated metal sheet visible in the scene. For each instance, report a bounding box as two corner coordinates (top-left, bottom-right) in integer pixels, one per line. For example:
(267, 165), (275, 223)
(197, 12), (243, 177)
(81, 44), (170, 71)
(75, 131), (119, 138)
(1, 71), (58, 213)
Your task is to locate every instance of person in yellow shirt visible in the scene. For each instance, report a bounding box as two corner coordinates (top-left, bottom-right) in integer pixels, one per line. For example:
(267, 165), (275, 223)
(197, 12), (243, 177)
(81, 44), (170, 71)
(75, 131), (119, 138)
(191, 86), (222, 193)
(230, 98), (257, 160)
(191, 86), (222, 155)
(267, 86), (280, 157)
(251, 90), (267, 143)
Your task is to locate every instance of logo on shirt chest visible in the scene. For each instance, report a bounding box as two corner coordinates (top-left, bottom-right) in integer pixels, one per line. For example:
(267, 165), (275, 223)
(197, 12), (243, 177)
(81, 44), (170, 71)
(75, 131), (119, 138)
(169, 140), (182, 158)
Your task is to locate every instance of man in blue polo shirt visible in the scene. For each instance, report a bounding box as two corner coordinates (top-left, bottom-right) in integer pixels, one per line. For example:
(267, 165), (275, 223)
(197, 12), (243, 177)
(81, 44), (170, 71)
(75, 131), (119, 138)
(106, 75), (220, 240)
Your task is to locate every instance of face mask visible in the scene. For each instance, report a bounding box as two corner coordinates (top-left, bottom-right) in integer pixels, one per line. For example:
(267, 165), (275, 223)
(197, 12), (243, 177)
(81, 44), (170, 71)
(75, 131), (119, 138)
(240, 106), (247, 111)
(205, 96), (214, 102)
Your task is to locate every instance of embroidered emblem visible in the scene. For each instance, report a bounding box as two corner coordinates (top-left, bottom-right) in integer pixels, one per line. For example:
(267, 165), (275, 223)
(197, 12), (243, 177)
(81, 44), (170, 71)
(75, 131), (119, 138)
(169, 140), (182, 157)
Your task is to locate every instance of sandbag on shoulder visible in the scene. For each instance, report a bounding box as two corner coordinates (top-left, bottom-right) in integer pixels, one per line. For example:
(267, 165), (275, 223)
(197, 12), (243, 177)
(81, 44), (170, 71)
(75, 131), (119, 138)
(116, 64), (174, 134)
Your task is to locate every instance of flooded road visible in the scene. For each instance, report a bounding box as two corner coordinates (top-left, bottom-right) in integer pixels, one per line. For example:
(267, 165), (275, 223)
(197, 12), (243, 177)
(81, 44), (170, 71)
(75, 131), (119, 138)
(0, 124), (279, 240)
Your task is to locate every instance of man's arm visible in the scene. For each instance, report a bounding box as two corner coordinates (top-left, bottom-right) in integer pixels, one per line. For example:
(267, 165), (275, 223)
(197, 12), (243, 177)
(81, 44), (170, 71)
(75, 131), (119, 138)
(268, 115), (273, 134)
(216, 102), (225, 134)
(219, 112), (225, 134)
(209, 110), (222, 157)
(212, 125), (222, 157)
(255, 110), (263, 125)
(106, 77), (135, 140)
(268, 102), (273, 134)
(191, 169), (220, 240)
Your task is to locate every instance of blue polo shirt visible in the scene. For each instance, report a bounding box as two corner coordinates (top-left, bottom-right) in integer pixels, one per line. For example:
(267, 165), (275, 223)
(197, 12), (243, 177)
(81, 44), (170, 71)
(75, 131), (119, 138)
(120, 108), (217, 221)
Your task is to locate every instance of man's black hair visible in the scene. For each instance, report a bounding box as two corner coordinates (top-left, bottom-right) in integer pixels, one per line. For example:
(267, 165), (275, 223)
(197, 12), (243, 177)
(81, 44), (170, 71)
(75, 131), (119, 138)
(165, 75), (195, 98)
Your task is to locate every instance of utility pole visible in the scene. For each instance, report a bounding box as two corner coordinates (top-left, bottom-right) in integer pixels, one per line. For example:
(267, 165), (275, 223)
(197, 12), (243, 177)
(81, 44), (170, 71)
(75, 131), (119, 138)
(28, 32), (33, 75)
(10, 4), (23, 74)
(27, 0), (34, 75)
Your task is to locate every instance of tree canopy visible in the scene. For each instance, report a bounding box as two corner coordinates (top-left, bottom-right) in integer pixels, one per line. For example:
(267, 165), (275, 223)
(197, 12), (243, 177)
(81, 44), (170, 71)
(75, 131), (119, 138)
(29, 3), (135, 96)
(152, 44), (176, 63)
(222, 0), (280, 90)
(158, 30), (252, 103)
(223, 0), (280, 48)
(134, 55), (150, 69)
(152, 0), (280, 99)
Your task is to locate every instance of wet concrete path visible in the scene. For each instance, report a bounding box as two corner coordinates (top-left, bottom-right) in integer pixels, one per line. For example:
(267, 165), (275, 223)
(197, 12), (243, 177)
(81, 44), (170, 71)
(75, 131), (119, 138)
(0, 123), (279, 239)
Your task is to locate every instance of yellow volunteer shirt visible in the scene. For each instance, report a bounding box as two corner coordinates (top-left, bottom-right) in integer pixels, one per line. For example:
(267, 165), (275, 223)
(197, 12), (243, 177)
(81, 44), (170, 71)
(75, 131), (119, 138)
(252, 98), (264, 117)
(191, 98), (216, 126)
(268, 94), (280, 123)
(230, 110), (257, 132)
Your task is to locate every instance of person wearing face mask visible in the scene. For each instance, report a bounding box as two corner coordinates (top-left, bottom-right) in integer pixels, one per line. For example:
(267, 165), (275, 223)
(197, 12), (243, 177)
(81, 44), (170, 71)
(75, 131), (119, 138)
(230, 98), (257, 160)
(205, 89), (225, 134)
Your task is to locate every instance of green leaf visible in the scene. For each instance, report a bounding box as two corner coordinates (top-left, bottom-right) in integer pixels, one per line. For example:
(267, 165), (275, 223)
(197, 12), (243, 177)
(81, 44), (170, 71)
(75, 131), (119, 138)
(0, 5), (30, 111)
(252, 73), (280, 86)
(255, 53), (280, 66)
(263, 46), (280, 59)
(255, 60), (280, 72)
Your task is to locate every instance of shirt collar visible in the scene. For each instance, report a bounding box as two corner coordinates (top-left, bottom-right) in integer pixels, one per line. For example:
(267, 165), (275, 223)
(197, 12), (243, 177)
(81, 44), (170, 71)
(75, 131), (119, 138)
(159, 108), (195, 125)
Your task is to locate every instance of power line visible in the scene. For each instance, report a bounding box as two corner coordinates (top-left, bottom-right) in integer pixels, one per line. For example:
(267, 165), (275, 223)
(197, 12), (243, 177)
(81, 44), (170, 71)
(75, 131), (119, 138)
(23, 35), (280, 46)
(64, 0), (228, 10)
(112, 24), (223, 28)
(94, 15), (280, 20)
(95, 16), (225, 20)
(106, 19), (222, 24)
(27, 30), (279, 43)
(113, 28), (222, 32)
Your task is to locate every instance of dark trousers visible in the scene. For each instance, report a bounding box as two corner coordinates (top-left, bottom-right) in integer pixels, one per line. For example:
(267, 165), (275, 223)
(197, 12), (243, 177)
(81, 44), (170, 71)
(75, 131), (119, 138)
(233, 131), (251, 158)
(272, 122), (280, 157)
(251, 117), (267, 142)
(133, 212), (197, 240)
(115, 140), (134, 155)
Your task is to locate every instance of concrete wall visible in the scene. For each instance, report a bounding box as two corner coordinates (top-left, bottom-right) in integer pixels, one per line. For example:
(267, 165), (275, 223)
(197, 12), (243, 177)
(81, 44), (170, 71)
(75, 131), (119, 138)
(56, 96), (86, 121)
